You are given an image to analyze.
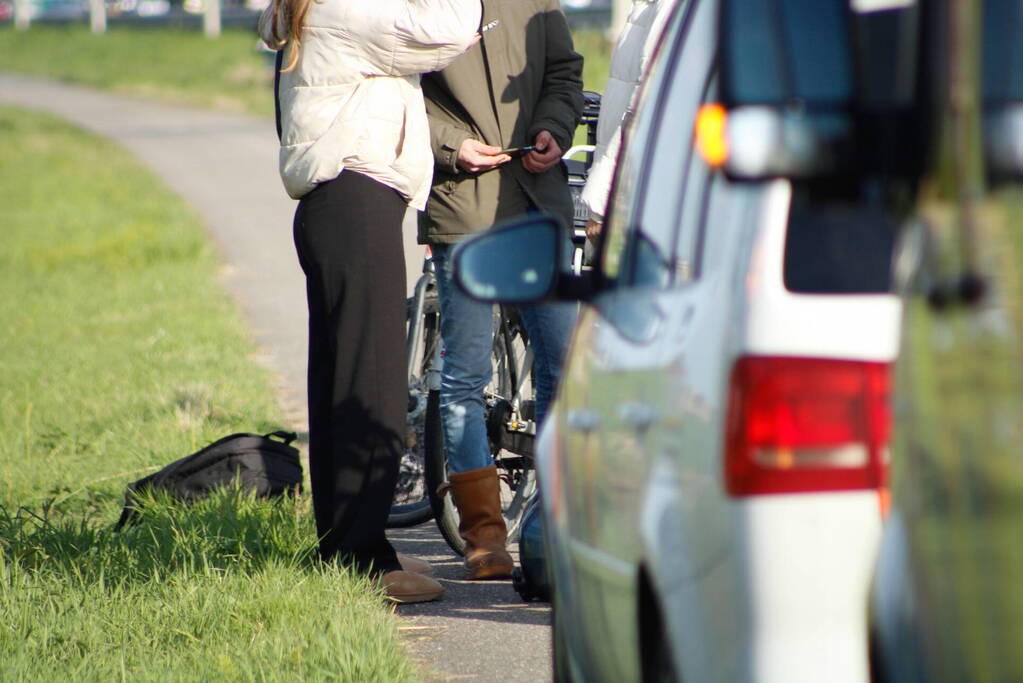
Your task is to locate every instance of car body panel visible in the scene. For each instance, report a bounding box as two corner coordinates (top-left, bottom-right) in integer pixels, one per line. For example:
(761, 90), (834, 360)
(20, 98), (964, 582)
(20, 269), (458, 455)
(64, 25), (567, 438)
(535, 0), (901, 680)
(544, 170), (895, 681)
(871, 192), (1023, 681)
(731, 494), (881, 682)
(743, 182), (902, 361)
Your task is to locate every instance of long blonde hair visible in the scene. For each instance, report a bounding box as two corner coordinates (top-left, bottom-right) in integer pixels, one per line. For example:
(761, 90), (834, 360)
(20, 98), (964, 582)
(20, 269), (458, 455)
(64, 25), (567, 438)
(258, 0), (313, 72)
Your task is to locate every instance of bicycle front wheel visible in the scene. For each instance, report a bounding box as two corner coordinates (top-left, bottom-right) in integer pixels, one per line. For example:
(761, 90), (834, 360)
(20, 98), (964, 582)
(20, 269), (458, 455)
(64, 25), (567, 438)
(387, 293), (440, 528)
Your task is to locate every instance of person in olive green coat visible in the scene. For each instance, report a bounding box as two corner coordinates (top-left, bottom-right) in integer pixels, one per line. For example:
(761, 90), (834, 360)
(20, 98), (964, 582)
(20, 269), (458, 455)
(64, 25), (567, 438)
(419, 0), (584, 581)
(419, 1), (584, 242)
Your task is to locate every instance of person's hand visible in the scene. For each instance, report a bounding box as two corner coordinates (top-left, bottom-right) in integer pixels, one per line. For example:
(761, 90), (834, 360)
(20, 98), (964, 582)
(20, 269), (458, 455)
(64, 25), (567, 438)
(585, 218), (603, 244)
(522, 130), (562, 174)
(457, 139), (511, 173)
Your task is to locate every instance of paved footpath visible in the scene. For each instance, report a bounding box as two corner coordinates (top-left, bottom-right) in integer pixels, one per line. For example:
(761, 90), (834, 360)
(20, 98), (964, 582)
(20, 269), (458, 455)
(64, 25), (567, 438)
(0, 72), (551, 683)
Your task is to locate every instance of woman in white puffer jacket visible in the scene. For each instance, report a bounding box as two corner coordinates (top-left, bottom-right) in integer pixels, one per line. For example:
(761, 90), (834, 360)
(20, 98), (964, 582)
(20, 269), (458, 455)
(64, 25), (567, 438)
(259, 0), (479, 604)
(579, 0), (675, 239)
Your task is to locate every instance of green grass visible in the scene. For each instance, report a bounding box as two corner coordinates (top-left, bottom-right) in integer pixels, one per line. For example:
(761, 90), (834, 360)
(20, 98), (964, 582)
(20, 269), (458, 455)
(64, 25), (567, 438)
(573, 28), (612, 148)
(0, 25), (275, 116)
(0, 106), (416, 681)
(573, 28), (613, 94)
(0, 24), (613, 123)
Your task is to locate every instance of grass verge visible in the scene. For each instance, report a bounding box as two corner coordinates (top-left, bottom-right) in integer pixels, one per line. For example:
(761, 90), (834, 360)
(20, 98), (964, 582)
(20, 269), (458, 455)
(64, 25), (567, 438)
(0, 25), (275, 116)
(0, 105), (415, 681)
(0, 24), (612, 121)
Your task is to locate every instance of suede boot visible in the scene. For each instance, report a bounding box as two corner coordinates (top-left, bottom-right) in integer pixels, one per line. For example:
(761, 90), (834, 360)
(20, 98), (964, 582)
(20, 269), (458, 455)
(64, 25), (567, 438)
(444, 465), (514, 580)
(397, 552), (435, 576)
(380, 570), (444, 603)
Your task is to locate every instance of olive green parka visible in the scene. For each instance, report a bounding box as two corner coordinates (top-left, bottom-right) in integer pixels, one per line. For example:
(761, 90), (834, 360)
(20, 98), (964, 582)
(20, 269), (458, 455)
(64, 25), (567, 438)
(418, 0), (585, 244)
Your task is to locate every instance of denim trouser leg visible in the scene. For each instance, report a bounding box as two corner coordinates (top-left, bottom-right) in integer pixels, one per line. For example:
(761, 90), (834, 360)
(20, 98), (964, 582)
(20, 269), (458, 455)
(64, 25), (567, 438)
(517, 301), (577, 428)
(433, 245), (496, 474)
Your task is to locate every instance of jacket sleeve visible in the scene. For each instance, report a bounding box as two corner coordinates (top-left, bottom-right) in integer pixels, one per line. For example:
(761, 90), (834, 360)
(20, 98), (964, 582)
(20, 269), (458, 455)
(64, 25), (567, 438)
(580, 0), (672, 221)
(422, 77), (475, 173)
(527, 0), (585, 155)
(579, 124), (621, 221)
(428, 112), (474, 174)
(387, 0), (482, 77)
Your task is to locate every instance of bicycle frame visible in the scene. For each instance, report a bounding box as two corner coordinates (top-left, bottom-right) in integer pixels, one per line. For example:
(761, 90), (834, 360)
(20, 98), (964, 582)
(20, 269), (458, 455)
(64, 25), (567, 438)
(405, 256), (435, 385)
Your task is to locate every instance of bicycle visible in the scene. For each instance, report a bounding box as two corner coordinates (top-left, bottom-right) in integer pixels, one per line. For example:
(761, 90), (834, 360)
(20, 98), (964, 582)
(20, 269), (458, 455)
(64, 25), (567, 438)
(426, 298), (539, 553)
(387, 248), (539, 550)
(387, 92), (602, 552)
(387, 255), (443, 528)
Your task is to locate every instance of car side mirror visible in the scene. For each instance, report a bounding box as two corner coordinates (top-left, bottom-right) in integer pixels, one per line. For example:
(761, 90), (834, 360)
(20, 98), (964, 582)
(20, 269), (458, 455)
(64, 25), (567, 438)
(453, 214), (566, 304)
(714, 0), (924, 181)
(982, 1), (1023, 186)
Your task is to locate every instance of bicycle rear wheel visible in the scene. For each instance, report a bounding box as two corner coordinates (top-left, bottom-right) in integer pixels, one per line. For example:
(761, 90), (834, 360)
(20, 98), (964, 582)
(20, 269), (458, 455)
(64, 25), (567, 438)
(387, 292), (440, 528)
(425, 306), (537, 555)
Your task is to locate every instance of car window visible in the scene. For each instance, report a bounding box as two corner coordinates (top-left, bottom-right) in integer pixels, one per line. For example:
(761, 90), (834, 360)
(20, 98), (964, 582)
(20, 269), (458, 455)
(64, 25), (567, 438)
(668, 74), (723, 281)
(696, 166), (744, 275)
(601, 0), (717, 289)
(600, 0), (691, 282)
(782, 189), (896, 293)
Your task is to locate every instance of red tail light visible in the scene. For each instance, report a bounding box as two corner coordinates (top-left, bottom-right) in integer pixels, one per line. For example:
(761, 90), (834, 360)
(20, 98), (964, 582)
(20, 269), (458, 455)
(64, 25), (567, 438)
(724, 356), (891, 496)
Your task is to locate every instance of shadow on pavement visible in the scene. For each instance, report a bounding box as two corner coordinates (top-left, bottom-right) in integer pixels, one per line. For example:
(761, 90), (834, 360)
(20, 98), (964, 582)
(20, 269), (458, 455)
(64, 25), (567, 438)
(388, 522), (552, 628)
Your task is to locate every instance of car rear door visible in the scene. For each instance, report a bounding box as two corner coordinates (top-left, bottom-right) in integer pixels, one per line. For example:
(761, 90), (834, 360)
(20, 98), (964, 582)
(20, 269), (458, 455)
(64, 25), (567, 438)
(553, 0), (733, 677)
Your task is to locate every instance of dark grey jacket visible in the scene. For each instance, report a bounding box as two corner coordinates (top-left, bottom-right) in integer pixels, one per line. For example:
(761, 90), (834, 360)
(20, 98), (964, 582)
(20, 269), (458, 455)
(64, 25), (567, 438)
(418, 0), (585, 244)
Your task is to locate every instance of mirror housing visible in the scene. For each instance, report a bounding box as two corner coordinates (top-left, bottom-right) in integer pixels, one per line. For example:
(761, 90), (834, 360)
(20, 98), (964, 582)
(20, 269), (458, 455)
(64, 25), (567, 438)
(984, 106), (1023, 183)
(453, 213), (576, 304)
(717, 106), (854, 180)
(715, 0), (924, 181)
(982, 1), (1023, 186)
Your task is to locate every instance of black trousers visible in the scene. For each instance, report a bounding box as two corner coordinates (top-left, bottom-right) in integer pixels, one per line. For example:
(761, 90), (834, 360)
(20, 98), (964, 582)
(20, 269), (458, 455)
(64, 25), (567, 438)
(293, 170), (406, 575)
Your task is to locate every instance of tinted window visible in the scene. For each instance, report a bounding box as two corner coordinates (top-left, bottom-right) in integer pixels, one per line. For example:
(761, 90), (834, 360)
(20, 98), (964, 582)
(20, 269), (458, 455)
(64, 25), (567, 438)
(667, 87), (714, 281)
(601, 0), (689, 281)
(626, 60), (714, 287)
(602, 0), (716, 288)
(783, 191), (895, 293)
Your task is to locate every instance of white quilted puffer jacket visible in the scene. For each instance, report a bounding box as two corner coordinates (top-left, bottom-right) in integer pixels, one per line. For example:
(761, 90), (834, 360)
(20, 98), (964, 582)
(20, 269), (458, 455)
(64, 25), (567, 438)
(579, 0), (675, 222)
(260, 0), (481, 206)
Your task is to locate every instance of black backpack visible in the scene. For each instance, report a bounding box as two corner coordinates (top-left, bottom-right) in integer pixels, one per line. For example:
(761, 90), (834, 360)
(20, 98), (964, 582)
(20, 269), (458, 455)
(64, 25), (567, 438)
(115, 430), (303, 530)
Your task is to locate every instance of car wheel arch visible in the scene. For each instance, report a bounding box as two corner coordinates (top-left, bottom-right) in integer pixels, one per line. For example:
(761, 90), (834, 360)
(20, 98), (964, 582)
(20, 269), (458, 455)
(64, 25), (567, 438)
(637, 566), (682, 683)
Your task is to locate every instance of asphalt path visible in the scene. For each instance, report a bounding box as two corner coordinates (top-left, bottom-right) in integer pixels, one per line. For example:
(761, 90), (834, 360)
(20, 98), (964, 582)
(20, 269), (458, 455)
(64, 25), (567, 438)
(0, 72), (552, 683)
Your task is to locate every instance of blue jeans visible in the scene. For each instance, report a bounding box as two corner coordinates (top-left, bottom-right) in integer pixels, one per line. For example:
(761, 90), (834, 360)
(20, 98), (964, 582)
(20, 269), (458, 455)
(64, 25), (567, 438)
(432, 244), (576, 474)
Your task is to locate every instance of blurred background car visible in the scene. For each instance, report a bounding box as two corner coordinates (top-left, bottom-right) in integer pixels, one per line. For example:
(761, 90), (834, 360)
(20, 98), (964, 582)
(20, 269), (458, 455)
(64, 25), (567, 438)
(106, 0), (169, 18)
(22, 0), (87, 20)
(454, 0), (929, 680)
(869, 2), (1023, 681)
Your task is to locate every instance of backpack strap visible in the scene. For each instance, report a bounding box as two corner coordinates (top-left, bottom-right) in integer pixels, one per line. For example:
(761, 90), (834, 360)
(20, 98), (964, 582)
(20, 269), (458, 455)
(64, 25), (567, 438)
(114, 505), (137, 531)
(264, 430), (298, 446)
(274, 49), (283, 143)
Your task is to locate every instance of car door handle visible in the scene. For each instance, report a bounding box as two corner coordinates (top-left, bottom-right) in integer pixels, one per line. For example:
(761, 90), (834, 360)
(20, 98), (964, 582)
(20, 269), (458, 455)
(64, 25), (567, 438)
(618, 402), (658, 431)
(566, 409), (602, 433)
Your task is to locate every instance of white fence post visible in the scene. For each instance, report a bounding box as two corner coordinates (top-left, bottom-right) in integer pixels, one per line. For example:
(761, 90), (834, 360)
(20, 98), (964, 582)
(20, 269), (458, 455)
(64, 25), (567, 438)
(13, 0), (30, 29)
(90, 0), (107, 34)
(203, 0), (221, 38)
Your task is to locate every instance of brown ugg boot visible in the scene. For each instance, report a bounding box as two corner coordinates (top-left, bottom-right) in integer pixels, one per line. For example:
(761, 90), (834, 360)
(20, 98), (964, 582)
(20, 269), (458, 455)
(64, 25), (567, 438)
(397, 552), (434, 576)
(380, 570), (444, 603)
(445, 465), (514, 580)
